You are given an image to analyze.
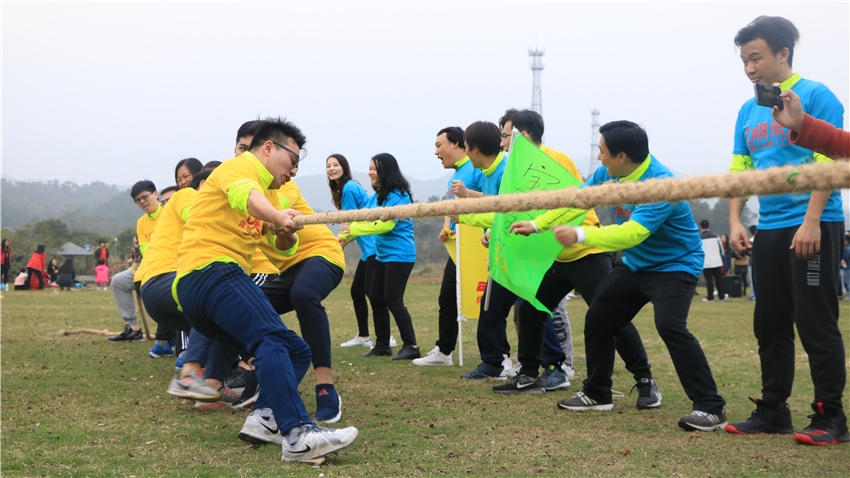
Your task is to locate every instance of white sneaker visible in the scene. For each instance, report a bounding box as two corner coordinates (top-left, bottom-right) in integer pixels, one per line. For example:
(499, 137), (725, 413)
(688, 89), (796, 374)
(340, 336), (372, 348)
(281, 423), (359, 462)
(370, 336), (398, 348)
(562, 363), (576, 381)
(238, 408), (283, 445)
(501, 354), (513, 378)
(412, 346), (452, 366)
(506, 361), (522, 379)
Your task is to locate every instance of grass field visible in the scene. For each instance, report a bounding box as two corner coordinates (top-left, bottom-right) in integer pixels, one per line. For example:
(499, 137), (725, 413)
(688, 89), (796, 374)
(2, 279), (848, 477)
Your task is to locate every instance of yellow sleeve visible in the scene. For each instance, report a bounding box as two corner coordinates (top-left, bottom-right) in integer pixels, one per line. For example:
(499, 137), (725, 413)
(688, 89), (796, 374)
(729, 154), (754, 173)
(583, 221), (651, 251)
(459, 212), (495, 229)
(532, 208), (587, 232)
(814, 152), (834, 164)
(266, 231), (299, 256)
(226, 179), (265, 214)
(344, 220), (396, 239)
(181, 205), (191, 223)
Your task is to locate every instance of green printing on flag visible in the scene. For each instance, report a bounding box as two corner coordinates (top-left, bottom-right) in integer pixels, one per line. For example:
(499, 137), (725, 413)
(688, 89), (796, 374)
(489, 135), (587, 313)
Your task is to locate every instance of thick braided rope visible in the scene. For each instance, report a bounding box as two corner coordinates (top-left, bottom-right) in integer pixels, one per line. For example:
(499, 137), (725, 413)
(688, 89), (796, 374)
(294, 161), (850, 226)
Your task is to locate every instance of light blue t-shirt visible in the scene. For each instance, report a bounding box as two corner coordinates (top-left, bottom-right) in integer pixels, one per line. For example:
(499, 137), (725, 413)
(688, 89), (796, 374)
(733, 76), (844, 230)
(372, 189), (416, 263)
(481, 152), (507, 196)
(584, 155), (704, 277)
(341, 180), (376, 261)
(447, 158), (484, 231)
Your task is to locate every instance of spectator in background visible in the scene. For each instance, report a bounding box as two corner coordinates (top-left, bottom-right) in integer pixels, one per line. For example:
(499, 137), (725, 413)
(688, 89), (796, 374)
(841, 232), (850, 300)
(770, 85), (850, 159)
(699, 220), (727, 301)
(128, 236), (142, 266)
(733, 244), (751, 298)
(95, 258), (110, 291)
(1, 239), (11, 289)
(26, 244), (47, 290)
(14, 268), (28, 290)
(720, 234), (733, 274)
(160, 186), (178, 207)
(94, 240), (109, 265)
(57, 258), (76, 290)
(48, 258), (59, 285)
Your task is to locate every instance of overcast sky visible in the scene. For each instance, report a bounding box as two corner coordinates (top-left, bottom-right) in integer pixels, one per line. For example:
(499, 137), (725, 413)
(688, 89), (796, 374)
(2, 2), (849, 193)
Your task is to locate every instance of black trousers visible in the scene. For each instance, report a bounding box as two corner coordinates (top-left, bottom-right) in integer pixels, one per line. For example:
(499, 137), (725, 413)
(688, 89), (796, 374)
(583, 265), (725, 414)
(1, 264), (10, 284)
(370, 261), (416, 347)
(351, 255), (376, 337)
(518, 253), (652, 382)
(436, 258), (459, 355)
(702, 267), (725, 300)
(752, 222), (845, 414)
(734, 265), (749, 295)
(27, 268), (44, 290)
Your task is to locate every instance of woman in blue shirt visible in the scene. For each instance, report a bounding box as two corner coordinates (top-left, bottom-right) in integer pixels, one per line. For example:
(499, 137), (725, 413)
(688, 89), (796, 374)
(339, 153), (420, 361)
(327, 154), (382, 349)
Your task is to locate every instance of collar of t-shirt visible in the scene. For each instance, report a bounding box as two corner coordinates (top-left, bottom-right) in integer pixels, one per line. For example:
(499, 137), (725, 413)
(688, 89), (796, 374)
(481, 152), (505, 176)
(781, 72), (801, 90)
(618, 154), (652, 183)
(242, 151), (275, 190)
(454, 156), (471, 168)
(146, 203), (162, 220)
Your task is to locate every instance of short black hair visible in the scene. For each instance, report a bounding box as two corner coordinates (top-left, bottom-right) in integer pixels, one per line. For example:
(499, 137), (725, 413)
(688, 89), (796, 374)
(236, 120), (265, 143)
(437, 126), (465, 149)
(735, 16), (800, 68)
(187, 169), (212, 190)
(130, 180), (157, 199)
(202, 160), (221, 170)
(97, 258), (105, 266)
(599, 120), (649, 164)
(511, 109), (545, 144)
(249, 117), (307, 151)
(700, 219), (710, 229)
(160, 185), (179, 197)
(499, 109), (520, 129)
(463, 121), (502, 157)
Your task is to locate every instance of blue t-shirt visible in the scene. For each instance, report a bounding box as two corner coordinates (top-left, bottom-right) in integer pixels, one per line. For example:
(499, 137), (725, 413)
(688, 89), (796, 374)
(341, 181), (377, 261)
(733, 76), (844, 230)
(584, 155), (704, 277)
(481, 152), (507, 197)
(372, 189), (416, 263)
(447, 158), (484, 231)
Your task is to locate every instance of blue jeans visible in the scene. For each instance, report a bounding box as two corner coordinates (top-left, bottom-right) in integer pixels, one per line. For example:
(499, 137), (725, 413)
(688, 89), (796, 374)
(176, 262), (312, 430)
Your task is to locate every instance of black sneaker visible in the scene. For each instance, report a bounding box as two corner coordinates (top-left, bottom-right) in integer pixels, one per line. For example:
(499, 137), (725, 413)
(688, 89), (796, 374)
(678, 408), (727, 432)
(492, 374), (545, 395)
(794, 404), (850, 446)
(108, 325), (144, 342)
(362, 344), (392, 357)
(631, 378), (662, 409)
(557, 391), (614, 411)
(390, 344), (421, 361)
(224, 367), (253, 391)
(725, 397), (794, 435)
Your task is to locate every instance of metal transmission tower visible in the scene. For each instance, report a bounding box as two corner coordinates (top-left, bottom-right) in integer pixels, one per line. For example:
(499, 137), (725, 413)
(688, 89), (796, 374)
(529, 48), (545, 114)
(589, 108), (602, 177)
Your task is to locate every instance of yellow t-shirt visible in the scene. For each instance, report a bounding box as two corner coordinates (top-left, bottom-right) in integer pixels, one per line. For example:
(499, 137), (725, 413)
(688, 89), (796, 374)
(134, 203), (162, 282)
(250, 247), (280, 275)
(139, 187), (196, 287)
(174, 152), (295, 300)
(267, 179), (345, 273)
(540, 146), (604, 263)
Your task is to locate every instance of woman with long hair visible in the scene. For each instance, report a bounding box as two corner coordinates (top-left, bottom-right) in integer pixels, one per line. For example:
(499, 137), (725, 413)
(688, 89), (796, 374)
(48, 258), (59, 285)
(26, 245), (46, 290)
(339, 153), (419, 361)
(327, 154), (389, 349)
(175, 158), (203, 190)
(57, 258), (76, 290)
(1, 239), (11, 288)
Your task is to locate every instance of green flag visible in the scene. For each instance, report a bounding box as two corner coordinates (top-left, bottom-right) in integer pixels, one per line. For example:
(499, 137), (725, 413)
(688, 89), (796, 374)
(489, 134), (587, 313)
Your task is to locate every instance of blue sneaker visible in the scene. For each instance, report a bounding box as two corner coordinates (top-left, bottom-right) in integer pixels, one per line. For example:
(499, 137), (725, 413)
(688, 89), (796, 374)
(537, 365), (570, 391)
(315, 384), (342, 424)
(174, 354), (184, 372)
(460, 362), (507, 381)
(148, 342), (175, 359)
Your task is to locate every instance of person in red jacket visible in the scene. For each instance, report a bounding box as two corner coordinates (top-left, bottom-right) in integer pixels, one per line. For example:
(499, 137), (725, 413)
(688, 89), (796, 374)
(771, 83), (850, 159)
(26, 245), (47, 290)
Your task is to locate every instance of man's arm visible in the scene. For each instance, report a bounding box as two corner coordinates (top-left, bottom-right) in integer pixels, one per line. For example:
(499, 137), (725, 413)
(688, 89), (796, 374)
(728, 197), (751, 254)
(245, 189), (302, 233)
(791, 191), (829, 260)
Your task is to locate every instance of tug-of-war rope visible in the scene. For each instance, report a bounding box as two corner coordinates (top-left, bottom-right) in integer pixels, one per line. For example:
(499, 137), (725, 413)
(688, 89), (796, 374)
(295, 161), (850, 226)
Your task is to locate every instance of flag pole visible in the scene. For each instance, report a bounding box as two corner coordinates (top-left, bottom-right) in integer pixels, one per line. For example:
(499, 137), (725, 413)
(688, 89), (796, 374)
(455, 225), (464, 367)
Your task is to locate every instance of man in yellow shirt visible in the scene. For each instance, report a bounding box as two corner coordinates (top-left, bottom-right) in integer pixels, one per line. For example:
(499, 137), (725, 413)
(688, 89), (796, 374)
(172, 119), (359, 461)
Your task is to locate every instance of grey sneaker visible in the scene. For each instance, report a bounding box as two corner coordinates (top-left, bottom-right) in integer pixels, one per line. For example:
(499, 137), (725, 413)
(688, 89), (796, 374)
(461, 362), (506, 381)
(557, 391), (614, 411)
(239, 408), (283, 445)
(492, 374), (546, 394)
(537, 365), (570, 391)
(678, 408), (727, 432)
(632, 378), (662, 409)
(166, 370), (221, 402)
(281, 423), (359, 462)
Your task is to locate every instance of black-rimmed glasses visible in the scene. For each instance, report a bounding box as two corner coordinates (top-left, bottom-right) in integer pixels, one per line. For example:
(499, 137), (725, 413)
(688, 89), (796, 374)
(273, 142), (304, 170)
